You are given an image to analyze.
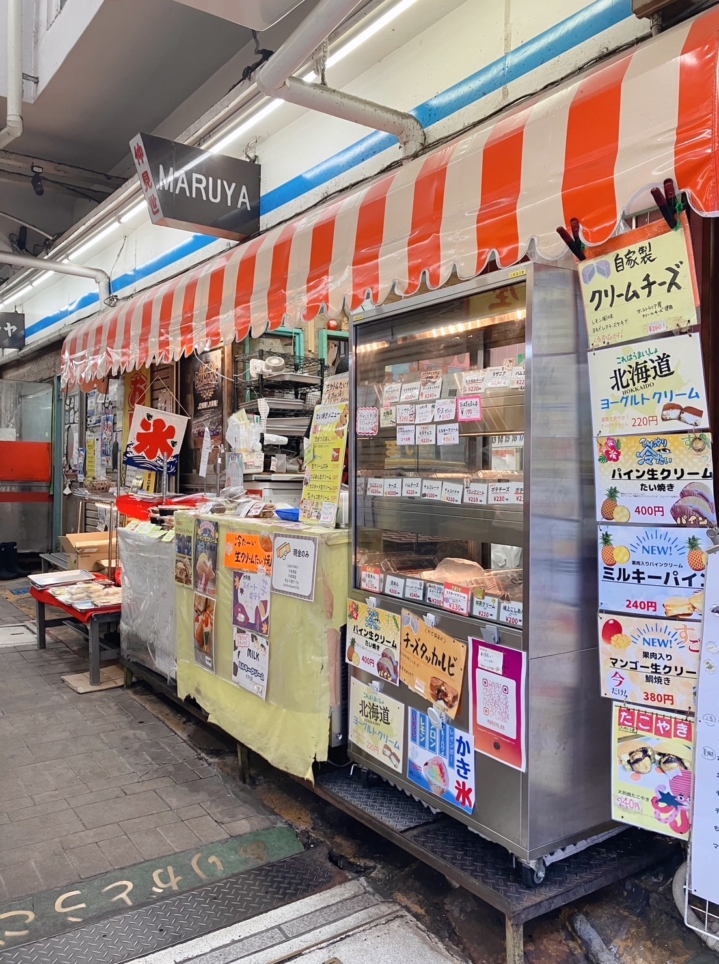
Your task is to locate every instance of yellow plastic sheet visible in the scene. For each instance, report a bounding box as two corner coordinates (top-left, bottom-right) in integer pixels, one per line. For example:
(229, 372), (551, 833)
(176, 513), (349, 780)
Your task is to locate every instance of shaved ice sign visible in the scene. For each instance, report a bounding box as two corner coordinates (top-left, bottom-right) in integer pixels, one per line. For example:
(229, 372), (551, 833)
(123, 405), (189, 476)
(407, 708), (475, 814)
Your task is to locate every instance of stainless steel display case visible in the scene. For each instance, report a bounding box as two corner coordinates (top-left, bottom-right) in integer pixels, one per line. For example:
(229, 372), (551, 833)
(347, 264), (612, 874)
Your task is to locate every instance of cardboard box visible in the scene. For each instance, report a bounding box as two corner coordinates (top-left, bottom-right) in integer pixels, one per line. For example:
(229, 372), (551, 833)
(59, 532), (117, 571)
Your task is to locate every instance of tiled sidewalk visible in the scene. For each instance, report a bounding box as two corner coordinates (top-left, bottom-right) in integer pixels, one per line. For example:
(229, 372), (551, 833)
(0, 627), (278, 902)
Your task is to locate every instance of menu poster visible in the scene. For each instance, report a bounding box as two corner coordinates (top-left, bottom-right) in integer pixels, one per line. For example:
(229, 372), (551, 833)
(419, 370), (443, 400)
(349, 678), (405, 772)
(587, 333), (708, 437)
(271, 534), (318, 601)
(469, 639), (526, 771)
(579, 217), (699, 350)
(356, 407), (379, 437)
(598, 525), (709, 620)
(224, 532), (273, 573)
(598, 612), (700, 713)
(322, 372), (350, 404)
(232, 571), (271, 635)
(232, 629), (269, 700)
(192, 350), (223, 447)
(593, 433), (714, 526)
(612, 703), (693, 839)
(346, 599), (400, 685)
(194, 519), (218, 597)
(174, 514), (194, 586)
(193, 593), (215, 672)
(399, 610), (467, 719)
(689, 549), (719, 901)
(407, 709), (476, 814)
(301, 402), (349, 525)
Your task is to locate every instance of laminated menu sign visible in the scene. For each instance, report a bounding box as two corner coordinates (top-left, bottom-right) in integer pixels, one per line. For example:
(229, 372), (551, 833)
(400, 610), (467, 719)
(356, 407), (379, 437)
(408, 708), (475, 814)
(174, 514), (193, 586)
(579, 217), (699, 350)
(271, 534), (318, 601)
(598, 525), (709, 620)
(598, 612), (700, 713)
(594, 433), (714, 526)
(349, 678), (404, 772)
(232, 630), (269, 700)
(419, 370), (442, 400)
(469, 638), (526, 771)
(587, 333), (708, 437)
(194, 519), (218, 597)
(301, 402), (348, 525)
(346, 599), (400, 684)
(443, 584), (471, 616)
(689, 549), (719, 901)
(224, 532), (273, 573)
(612, 703), (693, 839)
(232, 571), (271, 635)
(473, 591), (499, 620)
(367, 478), (385, 496)
(193, 593), (215, 672)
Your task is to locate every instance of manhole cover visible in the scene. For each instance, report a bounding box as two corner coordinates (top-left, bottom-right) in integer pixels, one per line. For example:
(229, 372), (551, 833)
(0, 624), (35, 647)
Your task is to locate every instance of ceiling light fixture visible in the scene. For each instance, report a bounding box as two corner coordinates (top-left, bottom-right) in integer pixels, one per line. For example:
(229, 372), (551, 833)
(119, 201), (146, 223)
(30, 164), (44, 197)
(2, 284), (33, 305)
(31, 271), (54, 287)
(68, 221), (120, 262)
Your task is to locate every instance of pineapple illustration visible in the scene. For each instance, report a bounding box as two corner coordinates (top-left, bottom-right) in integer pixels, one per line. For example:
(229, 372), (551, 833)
(601, 486), (619, 520)
(687, 535), (707, 572)
(601, 531), (616, 566)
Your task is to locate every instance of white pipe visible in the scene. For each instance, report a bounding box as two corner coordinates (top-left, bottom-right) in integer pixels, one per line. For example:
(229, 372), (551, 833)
(0, 0), (23, 150)
(256, 0), (425, 157)
(0, 252), (112, 306)
(275, 75), (425, 155)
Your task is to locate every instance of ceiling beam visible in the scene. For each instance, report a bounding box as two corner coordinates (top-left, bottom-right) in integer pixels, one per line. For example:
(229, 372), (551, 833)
(0, 149), (125, 194)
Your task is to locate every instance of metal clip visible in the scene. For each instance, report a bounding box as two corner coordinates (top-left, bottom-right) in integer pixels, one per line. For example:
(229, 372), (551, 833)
(367, 596), (378, 608)
(481, 624), (500, 645)
(371, 680), (384, 693)
(423, 612), (436, 628)
(427, 706), (448, 729)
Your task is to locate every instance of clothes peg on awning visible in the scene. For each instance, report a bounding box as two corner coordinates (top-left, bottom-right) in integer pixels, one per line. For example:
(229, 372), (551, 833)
(556, 217), (586, 261)
(651, 178), (682, 230)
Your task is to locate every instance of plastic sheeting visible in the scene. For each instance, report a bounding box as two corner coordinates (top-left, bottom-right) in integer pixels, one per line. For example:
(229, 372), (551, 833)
(61, 6), (719, 388)
(176, 514), (349, 780)
(119, 527), (177, 680)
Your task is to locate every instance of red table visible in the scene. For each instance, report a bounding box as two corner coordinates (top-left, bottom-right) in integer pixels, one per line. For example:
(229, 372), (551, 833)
(30, 585), (122, 686)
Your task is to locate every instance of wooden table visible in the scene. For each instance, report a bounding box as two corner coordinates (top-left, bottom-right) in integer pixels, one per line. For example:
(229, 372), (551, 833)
(30, 585), (121, 685)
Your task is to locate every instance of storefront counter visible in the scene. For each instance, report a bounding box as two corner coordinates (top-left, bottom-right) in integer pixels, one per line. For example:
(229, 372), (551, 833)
(174, 512), (349, 779)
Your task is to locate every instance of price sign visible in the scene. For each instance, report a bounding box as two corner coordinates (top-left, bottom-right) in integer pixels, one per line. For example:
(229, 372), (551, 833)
(441, 481), (464, 505)
(434, 398), (457, 422)
(400, 381), (420, 401)
(458, 396), (482, 422)
(405, 578), (425, 601)
(396, 426), (415, 446)
(356, 407), (379, 437)
(437, 423), (460, 446)
(402, 478), (421, 498)
(397, 404), (416, 424)
(384, 479), (402, 497)
(360, 566), (383, 593)
(473, 592), (500, 620)
(425, 583), (444, 606)
(366, 478), (385, 496)
(416, 425), (436, 445)
(465, 482), (488, 505)
(422, 479), (442, 500)
(443, 584), (471, 616)
(500, 600), (523, 627)
(385, 574), (405, 597)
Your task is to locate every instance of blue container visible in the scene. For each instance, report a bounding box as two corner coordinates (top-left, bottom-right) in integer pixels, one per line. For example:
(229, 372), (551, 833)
(275, 508), (300, 522)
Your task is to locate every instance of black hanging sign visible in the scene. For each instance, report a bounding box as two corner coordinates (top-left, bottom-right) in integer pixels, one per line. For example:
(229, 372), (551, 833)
(130, 132), (261, 241)
(0, 312), (25, 350)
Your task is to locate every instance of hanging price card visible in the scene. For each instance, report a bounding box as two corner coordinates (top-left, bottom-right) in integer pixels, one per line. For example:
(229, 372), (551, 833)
(458, 396), (482, 422)
(405, 578), (425, 601)
(441, 481), (464, 504)
(434, 398), (457, 422)
(473, 591), (500, 620)
(416, 425), (436, 445)
(465, 482), (488, 505)
(385, 574), (405, 597)
(384, 479), (402, 497)
(422, 479), (442, 500)
(437, 423), (460, 446)
(402, 478), (421, 498)
(396, 426), (415, 446)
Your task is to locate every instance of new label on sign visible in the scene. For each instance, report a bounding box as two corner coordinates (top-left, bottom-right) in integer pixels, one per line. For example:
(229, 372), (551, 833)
(130, 132), (260, 240)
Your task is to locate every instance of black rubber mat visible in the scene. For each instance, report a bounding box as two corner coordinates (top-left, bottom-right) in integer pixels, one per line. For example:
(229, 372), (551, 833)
(0, 848), (342, 964)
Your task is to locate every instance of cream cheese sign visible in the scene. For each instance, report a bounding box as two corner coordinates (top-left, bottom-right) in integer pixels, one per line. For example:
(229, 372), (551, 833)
(588, 334), (708, 437)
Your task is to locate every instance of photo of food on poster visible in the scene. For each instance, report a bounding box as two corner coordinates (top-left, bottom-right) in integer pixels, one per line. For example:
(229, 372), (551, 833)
(598, 612), (700, 713)
(399, 610), (467, 719)
(346, 599), (400, 685)
(123, 405), (189, 476)
(579, 216), (699, 350)
(232, 629), (269, 700)
(594, 433), (714, 526)
(588, 334), (708, 437)
(469, 638), (526, 771)
(194, 518), (218, 597)
(612, 703), (693, 839)
(598, 525), (710, 620)
(349, 678), (405, 773)
(407, 708), (475, 814)
(232, 571), (271, 636)
(192, 350), (223, 447)
(174, 514), (193, 586)
(193, 593), (215, 672)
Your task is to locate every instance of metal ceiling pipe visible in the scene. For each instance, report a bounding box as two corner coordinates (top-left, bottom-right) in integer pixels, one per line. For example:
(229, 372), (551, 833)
(256, 0), (426, 157)
(0, 252), (112, 306)
(0, 0), (23, 151)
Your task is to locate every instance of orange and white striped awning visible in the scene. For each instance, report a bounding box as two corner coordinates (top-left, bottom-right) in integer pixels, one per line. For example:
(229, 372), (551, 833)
(62, 6), (719, 387)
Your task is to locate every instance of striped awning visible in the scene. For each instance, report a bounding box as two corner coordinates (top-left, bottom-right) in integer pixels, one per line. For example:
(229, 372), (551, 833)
(62, 6), (719, 387)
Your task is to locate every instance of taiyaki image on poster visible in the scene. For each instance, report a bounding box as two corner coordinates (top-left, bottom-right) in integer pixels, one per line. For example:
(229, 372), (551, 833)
(407, 708), (475, 814)
(194, 518), (218, 597)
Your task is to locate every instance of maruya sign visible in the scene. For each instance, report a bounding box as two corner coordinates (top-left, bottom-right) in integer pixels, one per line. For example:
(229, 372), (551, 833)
(130, 133), (260, 240)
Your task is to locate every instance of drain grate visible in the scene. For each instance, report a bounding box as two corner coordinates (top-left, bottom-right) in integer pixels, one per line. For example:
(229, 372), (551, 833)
(0, 848), (343, 964)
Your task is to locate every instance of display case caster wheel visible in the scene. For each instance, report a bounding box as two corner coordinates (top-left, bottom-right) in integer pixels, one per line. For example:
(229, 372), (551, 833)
(521, 859), (546, 888)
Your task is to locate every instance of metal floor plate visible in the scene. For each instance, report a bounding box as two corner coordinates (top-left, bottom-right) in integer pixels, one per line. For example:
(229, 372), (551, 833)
(316, 770), (437, 833)
(0, 848), (343, 964)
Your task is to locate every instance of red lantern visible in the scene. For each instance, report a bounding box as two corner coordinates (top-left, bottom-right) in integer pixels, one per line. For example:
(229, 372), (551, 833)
(327, 319), (339, 331)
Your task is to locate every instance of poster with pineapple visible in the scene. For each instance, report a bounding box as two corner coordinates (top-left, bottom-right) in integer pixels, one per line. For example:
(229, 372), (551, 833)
(598, 612), (700, 713)
(599, 526), (710, 620)
(594, 433), (714, 526)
